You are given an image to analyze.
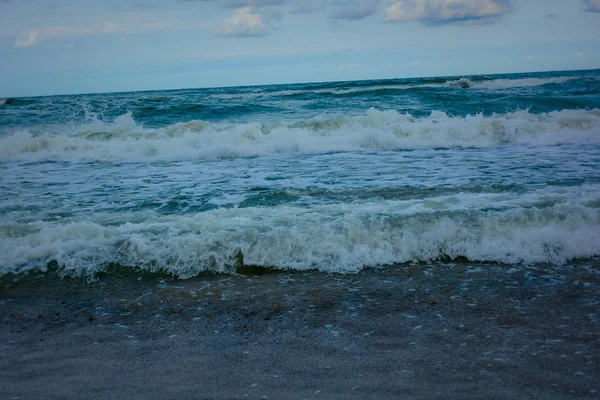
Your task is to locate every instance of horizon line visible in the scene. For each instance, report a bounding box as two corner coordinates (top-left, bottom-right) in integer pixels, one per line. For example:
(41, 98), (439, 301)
(2, 67), (599, 100)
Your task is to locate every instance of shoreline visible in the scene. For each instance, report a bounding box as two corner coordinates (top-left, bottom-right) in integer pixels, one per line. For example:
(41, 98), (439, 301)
(1, 261), (599, 399)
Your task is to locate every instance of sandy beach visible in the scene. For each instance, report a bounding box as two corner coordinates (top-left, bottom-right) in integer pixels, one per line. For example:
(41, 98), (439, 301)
(1, 261), (598, 399)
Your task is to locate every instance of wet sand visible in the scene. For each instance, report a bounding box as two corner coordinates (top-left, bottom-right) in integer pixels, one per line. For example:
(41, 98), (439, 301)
(1, 262), (599, 399)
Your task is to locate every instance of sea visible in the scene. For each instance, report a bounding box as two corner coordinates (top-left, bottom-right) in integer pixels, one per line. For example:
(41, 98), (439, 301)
(1, 69), (600, 279)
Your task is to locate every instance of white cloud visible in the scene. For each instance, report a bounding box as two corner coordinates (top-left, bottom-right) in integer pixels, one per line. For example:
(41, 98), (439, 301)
(14, 22), (119, 48)
(584, 0), (600, 12)
(385, 0), (511, 25)
(576, 51), (586, 56)
(15, 31), (39, 48)
(213, 7), (277, 37)
(13, 19), (211, 48)
(527, 55), (535, 61)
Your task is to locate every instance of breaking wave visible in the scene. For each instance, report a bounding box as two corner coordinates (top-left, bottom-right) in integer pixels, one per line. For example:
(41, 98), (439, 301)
(1, 108), (599, 163)
(1, 187), (599, 277)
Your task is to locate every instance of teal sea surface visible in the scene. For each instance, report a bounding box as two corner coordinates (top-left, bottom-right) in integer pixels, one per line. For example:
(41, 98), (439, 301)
(1, 69), (600, 277)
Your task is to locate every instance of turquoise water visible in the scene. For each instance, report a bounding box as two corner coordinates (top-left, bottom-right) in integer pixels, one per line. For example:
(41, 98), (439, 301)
(1, 69), (600, 277)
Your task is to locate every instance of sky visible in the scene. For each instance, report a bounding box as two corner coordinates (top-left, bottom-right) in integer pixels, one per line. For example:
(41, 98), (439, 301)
(1, 0), (600, 97)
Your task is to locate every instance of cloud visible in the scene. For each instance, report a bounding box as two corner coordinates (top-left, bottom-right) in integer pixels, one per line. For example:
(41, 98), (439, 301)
(330, 0), (381, 20)
(13, 19), (210, 48)
(13, 22), (120, 48)
(576, 51), (586, 56)
(224, 0), (285, 6)
(527, 55), (535, 61)
(181, 0), (285, 7)
(584, 0), (600, 12)
(213, 7), (279, 37)
(15, 31), (38, 48)
(385, 0), (511, 25)
(545, 13), (557, 18)
(291, 0), (325, 14)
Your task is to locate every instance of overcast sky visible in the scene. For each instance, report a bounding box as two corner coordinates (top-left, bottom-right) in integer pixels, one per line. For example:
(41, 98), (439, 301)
(1, 0), (599, 96)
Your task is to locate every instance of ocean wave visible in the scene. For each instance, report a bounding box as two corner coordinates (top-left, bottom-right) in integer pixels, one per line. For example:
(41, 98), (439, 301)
(446, 77), (576, 90)
(1, 191), (599, 277)
(1, 108), (599, 162)
(313, 76), (579, 94)
(206, 76), (583, 100)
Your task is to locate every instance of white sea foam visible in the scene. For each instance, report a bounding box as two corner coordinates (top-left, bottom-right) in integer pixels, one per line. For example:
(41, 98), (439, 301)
(1, 187), (599, 277)
(447, 77), (575, 90)
(1, 108), (599, 163)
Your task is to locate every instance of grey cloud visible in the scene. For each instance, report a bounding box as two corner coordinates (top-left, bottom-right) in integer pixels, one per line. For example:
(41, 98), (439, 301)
(180, 0), (285, 7)
(330, 0), (381, 20)
(385, 0), (511, 25)
(584, 0), (600, 12)
(545, 13), (557, 18)
(291, 0), (324, 14)
(221, 0), (285, 7)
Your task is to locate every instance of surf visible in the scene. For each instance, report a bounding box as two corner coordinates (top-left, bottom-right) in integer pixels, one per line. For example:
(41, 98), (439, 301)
(1, 108), (599, 163)
(2, 186), (599, 277)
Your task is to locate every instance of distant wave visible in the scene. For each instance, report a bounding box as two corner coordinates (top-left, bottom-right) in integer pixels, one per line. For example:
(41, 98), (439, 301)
(446, 77), (576, 90)
(208, 76), (582, 100)
(331, 76), (579, 93)
(206, 76), (583, 100)
(1, 108), (599, 163)
(1, 185), (599, 277)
